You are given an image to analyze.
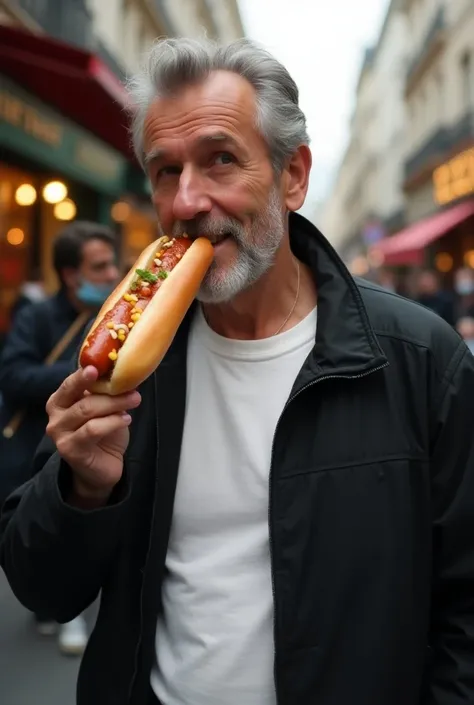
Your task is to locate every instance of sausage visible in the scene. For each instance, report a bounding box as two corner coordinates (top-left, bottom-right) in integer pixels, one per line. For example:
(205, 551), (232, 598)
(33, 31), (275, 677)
(80, 299), (130, 376)
(79, 237), (193, 378)
(160, 238), (190, 272)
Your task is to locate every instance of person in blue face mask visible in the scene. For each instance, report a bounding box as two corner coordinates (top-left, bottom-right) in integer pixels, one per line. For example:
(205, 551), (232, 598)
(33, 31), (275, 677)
(454, 267), (474, 323)
(54, 222), (120, 311)
(456, 316), (474, 354)
(0, 220), (119, 655)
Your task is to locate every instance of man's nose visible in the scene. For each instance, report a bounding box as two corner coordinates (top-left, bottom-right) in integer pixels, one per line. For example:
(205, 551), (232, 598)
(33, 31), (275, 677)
(172, 166), (212, 221)
(106, 264), (120, 283)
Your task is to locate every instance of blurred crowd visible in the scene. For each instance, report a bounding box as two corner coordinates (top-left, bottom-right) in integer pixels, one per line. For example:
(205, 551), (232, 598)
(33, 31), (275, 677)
(375, 265), (474, 352)
(0, 220), (120, 656)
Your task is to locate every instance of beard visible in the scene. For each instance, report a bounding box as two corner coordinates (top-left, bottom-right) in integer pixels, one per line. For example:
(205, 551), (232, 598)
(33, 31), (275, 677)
(171, 186), (286, 304)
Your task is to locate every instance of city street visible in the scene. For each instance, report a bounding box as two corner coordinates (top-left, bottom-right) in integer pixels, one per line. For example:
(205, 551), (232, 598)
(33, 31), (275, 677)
(0, 570), (84, 705)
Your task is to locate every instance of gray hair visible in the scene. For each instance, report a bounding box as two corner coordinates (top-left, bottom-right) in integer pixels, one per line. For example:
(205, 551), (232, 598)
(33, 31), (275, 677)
(126, 37), (310, 173)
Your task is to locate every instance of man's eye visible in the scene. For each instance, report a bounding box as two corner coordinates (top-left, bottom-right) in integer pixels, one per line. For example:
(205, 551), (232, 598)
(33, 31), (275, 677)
(157, 165), (181, 178)
(214, 152), (235, 166)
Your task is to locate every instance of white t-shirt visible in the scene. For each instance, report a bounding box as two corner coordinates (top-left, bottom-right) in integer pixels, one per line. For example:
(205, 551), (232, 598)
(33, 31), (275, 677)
(151, 304), (317, 705)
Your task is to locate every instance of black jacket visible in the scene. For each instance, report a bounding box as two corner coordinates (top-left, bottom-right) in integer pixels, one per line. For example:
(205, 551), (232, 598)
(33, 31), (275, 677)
(2, 214), (474, 705)
(0, 291), (87, 504)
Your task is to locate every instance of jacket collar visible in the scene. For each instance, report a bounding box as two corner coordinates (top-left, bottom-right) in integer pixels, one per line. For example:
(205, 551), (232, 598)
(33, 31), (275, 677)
(163, 213), (388, 381)
(289, 212), (387, 380)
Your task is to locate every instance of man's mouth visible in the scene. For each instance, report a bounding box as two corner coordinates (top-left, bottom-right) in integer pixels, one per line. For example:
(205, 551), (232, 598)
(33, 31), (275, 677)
(189, 232), (230, 245)
(210, 232), (230, 245)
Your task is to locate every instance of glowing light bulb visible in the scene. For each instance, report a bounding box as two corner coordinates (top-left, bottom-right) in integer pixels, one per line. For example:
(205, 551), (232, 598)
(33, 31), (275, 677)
(15, 183), (37, 206)
(54, 198), (77, 221)
(43, 181), (68, 204)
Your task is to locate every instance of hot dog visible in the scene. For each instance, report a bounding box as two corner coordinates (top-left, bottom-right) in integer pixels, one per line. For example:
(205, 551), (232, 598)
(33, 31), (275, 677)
(79, 234), (214, 395)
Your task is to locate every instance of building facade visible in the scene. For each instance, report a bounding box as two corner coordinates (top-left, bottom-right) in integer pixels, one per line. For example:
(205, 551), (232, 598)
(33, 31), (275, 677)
(322, 0), (408, 271)
(0, 0), (244, 337)
(88, 0), (244, 74)
(322, 0), (474, 278)
(382, 0), (474, 275)
(323, 48), (379, 264)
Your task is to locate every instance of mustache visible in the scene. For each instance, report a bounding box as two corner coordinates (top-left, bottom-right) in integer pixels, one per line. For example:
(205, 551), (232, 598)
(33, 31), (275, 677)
(172, 216), (244, 243)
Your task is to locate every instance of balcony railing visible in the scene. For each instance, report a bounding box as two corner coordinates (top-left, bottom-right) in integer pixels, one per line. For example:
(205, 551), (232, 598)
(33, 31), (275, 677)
(17, 0), (93, 50)
(404, 111), (474, 182)
(406, 7), (445, 92)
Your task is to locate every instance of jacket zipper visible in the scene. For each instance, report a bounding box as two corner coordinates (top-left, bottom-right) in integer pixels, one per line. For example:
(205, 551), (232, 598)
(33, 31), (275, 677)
(269, 362), (388, 704)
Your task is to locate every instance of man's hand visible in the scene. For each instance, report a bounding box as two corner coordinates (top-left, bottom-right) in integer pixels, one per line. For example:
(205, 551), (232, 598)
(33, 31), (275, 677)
(45, 366), (141, 507)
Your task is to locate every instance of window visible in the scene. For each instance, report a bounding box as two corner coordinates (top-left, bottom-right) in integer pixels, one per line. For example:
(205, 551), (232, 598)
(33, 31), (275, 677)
(0, 164), (37, 336)
(461, 52), (473, 110)
(434, 70), (444, 123)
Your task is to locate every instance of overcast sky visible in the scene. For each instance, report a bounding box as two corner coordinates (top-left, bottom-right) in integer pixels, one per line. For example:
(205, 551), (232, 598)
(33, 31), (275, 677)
(237, 0), (391, 220)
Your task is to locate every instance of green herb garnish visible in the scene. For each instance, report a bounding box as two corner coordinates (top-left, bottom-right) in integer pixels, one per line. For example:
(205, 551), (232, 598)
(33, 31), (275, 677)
(158, 271), (168, 280)
(136, 268), (158, 284)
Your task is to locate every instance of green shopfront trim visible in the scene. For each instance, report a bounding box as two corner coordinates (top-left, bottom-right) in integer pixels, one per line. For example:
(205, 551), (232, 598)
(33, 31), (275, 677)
(0, 73), (127, 197)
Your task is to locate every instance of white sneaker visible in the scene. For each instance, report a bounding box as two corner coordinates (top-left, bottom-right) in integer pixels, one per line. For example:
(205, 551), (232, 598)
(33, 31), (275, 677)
(58, 615), (88, 656)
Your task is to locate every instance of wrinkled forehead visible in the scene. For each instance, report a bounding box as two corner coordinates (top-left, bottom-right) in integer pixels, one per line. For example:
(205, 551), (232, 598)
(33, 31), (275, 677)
(142, 71), (261, 156)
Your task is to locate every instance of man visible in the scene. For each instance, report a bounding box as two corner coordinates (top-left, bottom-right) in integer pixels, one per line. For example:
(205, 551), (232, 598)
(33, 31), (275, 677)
(414, 268), (455, 325)
(9, 267), (47, 321)
(1, 38), (474, 705)
(0, 220), (118, 654)
(453, 266), (474, 323)
(456, 316), (474, 353)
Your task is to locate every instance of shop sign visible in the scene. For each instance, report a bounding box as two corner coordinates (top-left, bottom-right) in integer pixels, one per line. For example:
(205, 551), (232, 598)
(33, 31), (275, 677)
(0, 74), (126, 196)
(433, 147), (474, 206)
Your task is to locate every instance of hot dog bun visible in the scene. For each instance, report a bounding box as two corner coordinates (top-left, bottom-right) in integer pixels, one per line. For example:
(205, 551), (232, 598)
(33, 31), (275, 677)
(80, 236), (214, 395)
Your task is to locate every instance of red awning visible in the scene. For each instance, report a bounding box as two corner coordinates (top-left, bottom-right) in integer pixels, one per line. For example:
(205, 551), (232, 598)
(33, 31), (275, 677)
(372, 200), (474, 266)
(0, 24), (133, 158)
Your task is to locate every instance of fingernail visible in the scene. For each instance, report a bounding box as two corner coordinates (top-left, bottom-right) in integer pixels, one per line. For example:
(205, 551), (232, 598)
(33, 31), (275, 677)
(121, 413), (132, 424)
(83, 366), (98, 380)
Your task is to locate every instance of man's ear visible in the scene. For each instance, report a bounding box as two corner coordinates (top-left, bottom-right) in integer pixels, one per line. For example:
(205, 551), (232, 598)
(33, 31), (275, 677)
(281, 145), (312, 212)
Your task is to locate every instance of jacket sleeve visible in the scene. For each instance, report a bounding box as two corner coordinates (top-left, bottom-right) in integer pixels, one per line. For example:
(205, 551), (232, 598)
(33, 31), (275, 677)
(0, 434), (131, 623)
(0, 304), (74, 406)
(423, 343), (474, 704)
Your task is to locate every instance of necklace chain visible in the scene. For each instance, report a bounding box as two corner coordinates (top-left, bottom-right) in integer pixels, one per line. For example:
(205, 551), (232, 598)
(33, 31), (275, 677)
(201, 258), (301, 337)
(272, 258), (300, 336)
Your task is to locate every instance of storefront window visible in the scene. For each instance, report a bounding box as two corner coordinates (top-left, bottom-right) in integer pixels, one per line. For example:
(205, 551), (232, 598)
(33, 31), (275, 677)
(40, 185), (77, 294)
(0, 163), (36, 337)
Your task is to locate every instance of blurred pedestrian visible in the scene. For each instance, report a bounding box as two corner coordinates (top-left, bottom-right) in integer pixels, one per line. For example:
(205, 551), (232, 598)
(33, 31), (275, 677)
(456, 316), (474, 354)
(2, 37), (474, 705)
(9, 267), (47, 322)
(453, 266), (474, 323)
(0, 220), (119, 655)
(414, 268), (455, 324)
(375, 268), (398, 293)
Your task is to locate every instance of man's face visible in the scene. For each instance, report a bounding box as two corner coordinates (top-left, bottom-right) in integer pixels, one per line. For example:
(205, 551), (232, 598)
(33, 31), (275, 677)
(143, 71), (288, 303)
(64, 238), (119, 301)
(455, 267), (474, 296)
(418, 271), (439, 295)
(78, 239), (119, 287)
